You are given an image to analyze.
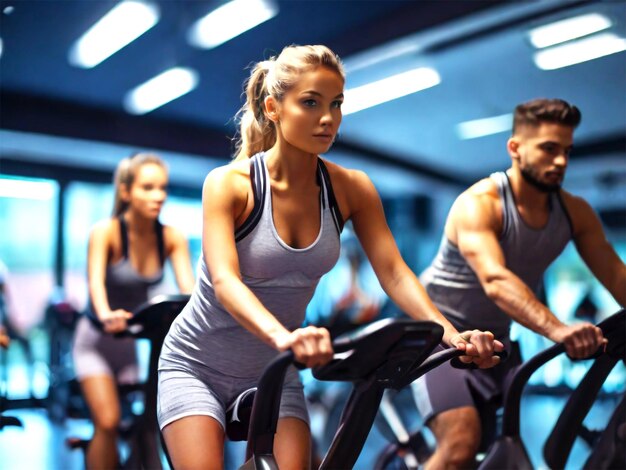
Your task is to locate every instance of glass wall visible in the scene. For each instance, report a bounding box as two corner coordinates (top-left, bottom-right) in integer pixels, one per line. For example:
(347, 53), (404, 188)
(63, 182), (113, 312)
(0, 175), (59, 399)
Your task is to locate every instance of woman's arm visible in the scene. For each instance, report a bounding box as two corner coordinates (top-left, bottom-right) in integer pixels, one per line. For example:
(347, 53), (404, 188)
(87, 220), (132, 332)
(566, 193), (626, 306)
(340, 168), (500, 365)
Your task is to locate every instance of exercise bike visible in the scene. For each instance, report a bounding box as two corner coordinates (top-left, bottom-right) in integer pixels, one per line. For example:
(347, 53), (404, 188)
(373, 310), (625, 470)
(67, 294), (190, 470)
(214, 317), (505, 470)
(542, 309), (625, 470)
(479, 308), (625, 469)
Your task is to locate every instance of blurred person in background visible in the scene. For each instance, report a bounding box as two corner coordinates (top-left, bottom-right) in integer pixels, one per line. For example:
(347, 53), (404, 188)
(0, 258), (34, 393)
(72, 153), (194, 469)
(0, 260), (11, 349)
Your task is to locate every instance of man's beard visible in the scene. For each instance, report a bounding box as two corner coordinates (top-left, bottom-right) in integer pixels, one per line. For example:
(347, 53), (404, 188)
(520, 165), (561, 193)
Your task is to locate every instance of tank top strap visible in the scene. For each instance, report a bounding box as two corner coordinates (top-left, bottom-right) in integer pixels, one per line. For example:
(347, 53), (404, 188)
(555, 190), (574, 237)
(317, 158), (344, 235)
(490, 171), (513, 239)
(155, 219), (165, 266)
(118, 215), (129, 259)
(118, 215), (166, 265)
(235, 153), (267, 242)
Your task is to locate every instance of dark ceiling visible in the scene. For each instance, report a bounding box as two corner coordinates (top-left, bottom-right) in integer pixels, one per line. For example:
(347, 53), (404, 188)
(1, 0), (625, 208)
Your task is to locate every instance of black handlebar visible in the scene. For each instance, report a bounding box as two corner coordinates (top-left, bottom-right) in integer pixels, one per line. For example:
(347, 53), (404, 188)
(88, 294), (190, 338)
(243, 318), (508, 467)
(125, 294), (190, 337)
(501, 309), (624, 438)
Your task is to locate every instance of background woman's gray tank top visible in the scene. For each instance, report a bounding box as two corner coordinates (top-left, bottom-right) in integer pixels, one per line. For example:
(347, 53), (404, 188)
(160, 153), (342, 378)
(99, 216), (165, 312)
(72, 217), (165, 381)
(420, 172), (573, 338)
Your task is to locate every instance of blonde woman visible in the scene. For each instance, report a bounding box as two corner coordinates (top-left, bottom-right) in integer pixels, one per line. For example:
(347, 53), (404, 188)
(158, 45), (502, 470)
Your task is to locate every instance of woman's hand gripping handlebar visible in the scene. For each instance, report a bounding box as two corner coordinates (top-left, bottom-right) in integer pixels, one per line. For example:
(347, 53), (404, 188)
(273, 325), (334, 369)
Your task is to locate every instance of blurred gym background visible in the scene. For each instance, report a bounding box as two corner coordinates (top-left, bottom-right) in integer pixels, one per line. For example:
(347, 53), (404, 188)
(0, 0), (624, 468)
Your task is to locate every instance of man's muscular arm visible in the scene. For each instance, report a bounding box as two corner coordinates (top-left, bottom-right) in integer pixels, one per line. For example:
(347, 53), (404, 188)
(565, 193), (626, 306)
(449, 190), (605, 358)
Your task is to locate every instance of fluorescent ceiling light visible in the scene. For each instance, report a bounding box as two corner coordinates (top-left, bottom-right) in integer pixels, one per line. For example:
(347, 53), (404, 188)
(534, 32), (626, 70)
(456, 113), (512, 140)
(0, 178), (56, 200)
(124, 67), (199, 115)
(528, 13), (612, 49)
(69, 1), (159, 68)
(342, 68), (441, 115)
(188, 0), (278, 49)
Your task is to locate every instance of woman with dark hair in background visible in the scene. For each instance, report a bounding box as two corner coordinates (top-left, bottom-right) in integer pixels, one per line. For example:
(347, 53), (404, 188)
(158, 44), (502, 470)
(72, 153), (194, 469)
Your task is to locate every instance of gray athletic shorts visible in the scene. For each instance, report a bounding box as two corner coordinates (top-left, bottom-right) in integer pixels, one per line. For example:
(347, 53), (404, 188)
(413, 343), (521, 427)
(157, 363), (309, 432)
(72, 315), (139, 384)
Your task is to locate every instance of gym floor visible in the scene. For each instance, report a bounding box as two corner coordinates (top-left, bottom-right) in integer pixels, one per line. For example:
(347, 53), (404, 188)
(0, 393), (619, 470)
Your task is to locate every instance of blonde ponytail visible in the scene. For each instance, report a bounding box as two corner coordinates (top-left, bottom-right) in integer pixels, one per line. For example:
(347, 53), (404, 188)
(234, 61), (277, 161)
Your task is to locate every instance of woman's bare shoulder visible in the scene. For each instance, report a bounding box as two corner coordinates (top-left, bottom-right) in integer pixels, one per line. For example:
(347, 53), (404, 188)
(91, 217), (117, 237)
(203, 160), (251, 194)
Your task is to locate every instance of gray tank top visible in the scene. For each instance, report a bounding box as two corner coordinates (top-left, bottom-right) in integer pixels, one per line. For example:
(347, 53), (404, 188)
(160, 152), (343, 378)
(100, 216), (165, 312)
(420, 171), (573, 338)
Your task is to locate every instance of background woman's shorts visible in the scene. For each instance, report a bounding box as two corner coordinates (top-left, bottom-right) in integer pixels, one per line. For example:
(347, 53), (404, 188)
(72, 315), (139, 384)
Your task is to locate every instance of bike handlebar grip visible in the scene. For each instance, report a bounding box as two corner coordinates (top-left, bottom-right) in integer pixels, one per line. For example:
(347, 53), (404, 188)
(450, 349), (509, 370)
(289, 335), (349, 370)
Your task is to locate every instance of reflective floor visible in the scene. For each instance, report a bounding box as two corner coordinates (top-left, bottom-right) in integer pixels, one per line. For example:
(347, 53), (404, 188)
(0, 393), (620, 470)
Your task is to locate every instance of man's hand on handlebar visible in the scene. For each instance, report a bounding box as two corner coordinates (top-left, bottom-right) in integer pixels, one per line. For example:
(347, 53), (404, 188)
(450, 329), (504, 369)
(552, 322), (607, 359)
(99, 309), (133, 334)
(275, 326), (334, 369)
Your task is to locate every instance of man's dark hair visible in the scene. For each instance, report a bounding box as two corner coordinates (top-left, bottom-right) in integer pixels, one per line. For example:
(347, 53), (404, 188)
(512, 98), (581, 134)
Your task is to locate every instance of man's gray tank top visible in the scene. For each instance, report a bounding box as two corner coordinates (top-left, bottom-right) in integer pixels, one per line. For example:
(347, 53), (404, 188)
(160, 152), (343, 378)
(420, 171), (573, 339)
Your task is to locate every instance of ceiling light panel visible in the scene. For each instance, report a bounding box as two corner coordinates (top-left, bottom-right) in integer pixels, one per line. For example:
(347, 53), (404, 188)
(124, 67), (199, 115)
(528, 13), (612, 49)
(342, 68), (441, 115)
(188, 0), (278, 49)
(456, 113), (513, 140)
(69, 1), (160, 69)
(534, 32), (626, 70)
